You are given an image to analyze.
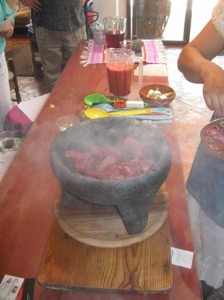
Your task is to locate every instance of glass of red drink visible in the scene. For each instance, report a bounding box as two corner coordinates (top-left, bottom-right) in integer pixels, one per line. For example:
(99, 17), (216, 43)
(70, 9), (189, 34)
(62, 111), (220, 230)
(104, 48), (135, 97)
(103, 17), (127, 48)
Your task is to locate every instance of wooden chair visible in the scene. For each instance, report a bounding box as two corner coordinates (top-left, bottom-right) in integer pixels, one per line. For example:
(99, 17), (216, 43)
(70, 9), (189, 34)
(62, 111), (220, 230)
(7, 58), (22, 104)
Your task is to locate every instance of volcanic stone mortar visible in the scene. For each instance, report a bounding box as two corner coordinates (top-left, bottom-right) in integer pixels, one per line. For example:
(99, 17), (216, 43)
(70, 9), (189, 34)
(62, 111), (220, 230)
(50, 118), (172, 235)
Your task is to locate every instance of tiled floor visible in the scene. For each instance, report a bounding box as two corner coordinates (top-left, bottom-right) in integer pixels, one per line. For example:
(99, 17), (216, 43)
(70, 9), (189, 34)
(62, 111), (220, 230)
(7, 35), (224, 182)
(165, 46), (212, 180)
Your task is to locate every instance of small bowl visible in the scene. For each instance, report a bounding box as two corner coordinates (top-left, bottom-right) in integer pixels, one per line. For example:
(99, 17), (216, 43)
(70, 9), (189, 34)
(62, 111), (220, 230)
(139, 84), (176, 107)
(56, 116), (79, 132)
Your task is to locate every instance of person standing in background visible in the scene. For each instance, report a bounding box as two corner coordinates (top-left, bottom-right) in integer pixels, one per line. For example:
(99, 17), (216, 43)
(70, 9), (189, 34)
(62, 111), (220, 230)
(178, 0), (224, 298)
(20, 0), (87, 91)
(0, 0), (17, 131)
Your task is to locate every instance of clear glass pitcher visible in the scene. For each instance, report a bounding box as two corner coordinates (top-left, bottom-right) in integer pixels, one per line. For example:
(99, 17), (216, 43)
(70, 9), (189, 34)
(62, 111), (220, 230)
(103, 17), (127, 48)
(104, 48), (136, 97)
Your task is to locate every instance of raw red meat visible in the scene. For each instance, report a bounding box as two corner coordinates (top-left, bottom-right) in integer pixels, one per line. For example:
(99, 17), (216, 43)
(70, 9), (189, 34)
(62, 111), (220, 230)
(208, 127), (224, 143)
(65, 136), (155, 179)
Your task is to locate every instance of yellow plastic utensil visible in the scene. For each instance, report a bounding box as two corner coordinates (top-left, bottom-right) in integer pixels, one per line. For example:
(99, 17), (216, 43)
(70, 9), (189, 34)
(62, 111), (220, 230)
(84, 107), (153, 119)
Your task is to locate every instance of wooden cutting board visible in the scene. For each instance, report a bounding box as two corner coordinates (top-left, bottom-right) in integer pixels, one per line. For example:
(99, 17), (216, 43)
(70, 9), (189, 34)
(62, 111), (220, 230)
(38, 189), (172, 293)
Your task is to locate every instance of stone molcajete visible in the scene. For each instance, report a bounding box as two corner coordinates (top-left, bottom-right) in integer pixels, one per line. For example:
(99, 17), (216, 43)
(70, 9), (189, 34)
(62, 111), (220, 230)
(49, 118), (172, 235)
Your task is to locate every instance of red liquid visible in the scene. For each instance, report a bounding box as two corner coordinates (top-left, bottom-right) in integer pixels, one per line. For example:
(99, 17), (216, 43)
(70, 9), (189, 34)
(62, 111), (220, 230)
(105, 30), (125, 48)
(107, 64), (134, 96)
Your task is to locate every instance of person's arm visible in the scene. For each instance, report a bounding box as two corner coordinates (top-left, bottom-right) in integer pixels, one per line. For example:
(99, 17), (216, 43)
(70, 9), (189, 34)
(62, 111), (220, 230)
(0, 0), (16, 40)
(7, 0), (18, 9)
(20, 0), (41, 12)
(0, 23), (14, 39)
(178, 20), (224, 117)
(178, 20), (224, 83)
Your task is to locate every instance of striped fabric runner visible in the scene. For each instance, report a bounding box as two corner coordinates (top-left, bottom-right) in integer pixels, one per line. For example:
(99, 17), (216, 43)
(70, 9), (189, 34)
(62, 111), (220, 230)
(141, 40), (160, 63)
(80, 40), (165, 66)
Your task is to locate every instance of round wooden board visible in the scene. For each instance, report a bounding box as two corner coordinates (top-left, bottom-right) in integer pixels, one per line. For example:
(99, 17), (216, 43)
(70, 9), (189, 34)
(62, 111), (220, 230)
(54, 191), (168, 248)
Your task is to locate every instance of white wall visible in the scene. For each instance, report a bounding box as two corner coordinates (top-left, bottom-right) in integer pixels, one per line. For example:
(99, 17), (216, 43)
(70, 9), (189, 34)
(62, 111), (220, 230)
(190, 0), (217, 40)
(94, 0), (127, 24)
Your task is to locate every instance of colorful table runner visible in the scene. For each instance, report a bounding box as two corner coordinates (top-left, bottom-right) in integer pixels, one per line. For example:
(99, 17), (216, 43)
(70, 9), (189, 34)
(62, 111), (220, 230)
(80, 40), (165, 66)
(142, 40), (161, 63)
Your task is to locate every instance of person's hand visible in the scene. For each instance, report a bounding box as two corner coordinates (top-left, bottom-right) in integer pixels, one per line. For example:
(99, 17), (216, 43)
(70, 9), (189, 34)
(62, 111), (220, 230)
(201, 62), (224, 117)
(0, 22), (14, 39)
(20, 0), (41, 12)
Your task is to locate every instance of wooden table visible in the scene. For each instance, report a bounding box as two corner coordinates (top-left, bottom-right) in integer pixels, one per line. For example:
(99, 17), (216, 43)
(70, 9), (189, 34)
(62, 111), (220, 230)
(0, 41), (202, 299)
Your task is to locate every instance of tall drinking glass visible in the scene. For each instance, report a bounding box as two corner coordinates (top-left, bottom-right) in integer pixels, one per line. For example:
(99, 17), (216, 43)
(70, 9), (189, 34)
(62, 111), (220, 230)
(104, 48), (135, 97)
(103, 17), (127, 48)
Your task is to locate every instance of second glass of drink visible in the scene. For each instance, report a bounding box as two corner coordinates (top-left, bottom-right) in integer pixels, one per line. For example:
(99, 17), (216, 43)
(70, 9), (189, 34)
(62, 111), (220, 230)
(103, 16), (127, 48)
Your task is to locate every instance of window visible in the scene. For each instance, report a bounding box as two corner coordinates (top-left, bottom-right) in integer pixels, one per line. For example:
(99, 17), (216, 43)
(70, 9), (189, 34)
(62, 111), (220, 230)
(127, 0), (192, 44)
